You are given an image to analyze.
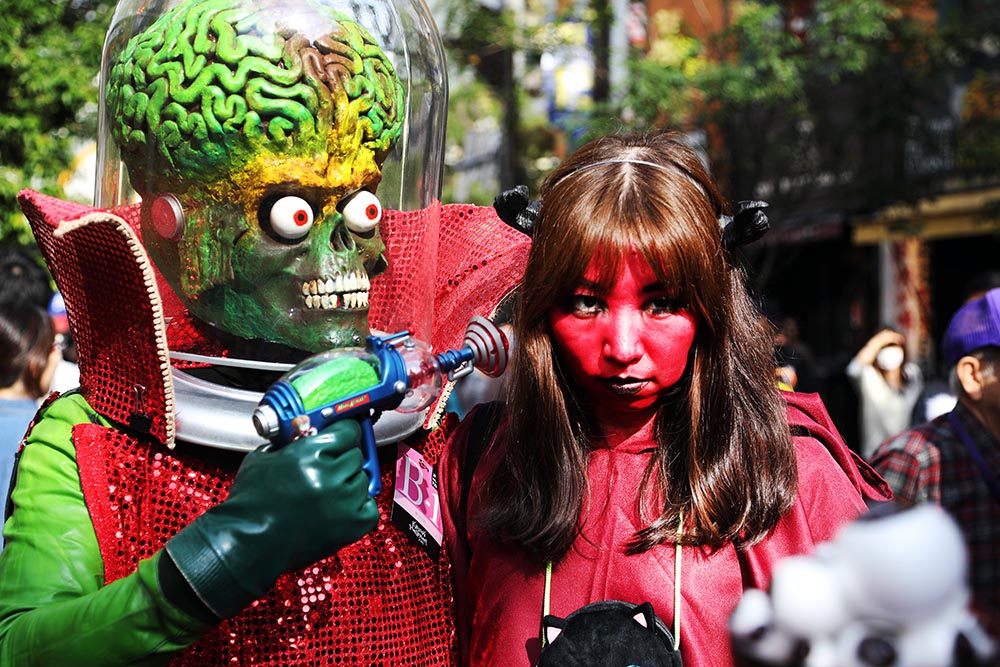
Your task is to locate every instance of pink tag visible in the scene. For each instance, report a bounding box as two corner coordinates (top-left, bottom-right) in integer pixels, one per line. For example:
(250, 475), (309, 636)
(391, 443), (442, 557)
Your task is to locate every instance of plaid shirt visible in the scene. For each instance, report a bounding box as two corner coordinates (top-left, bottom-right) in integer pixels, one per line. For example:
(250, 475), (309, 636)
(871, 402), (1000, 631)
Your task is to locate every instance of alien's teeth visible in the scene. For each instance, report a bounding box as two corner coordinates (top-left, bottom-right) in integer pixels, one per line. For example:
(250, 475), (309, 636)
(303, 278), (374, 311)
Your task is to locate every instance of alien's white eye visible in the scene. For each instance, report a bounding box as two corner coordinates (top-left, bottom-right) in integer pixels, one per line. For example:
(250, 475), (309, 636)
(269, 196), (314, 239)
(340, 191), (382, 234)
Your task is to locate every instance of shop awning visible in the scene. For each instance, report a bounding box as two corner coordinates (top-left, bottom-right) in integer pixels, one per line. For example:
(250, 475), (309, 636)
(852, 187), (1000, 244)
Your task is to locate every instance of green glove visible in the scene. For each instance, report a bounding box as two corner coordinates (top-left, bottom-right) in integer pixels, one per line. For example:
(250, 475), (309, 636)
(162, 419), (378, 619)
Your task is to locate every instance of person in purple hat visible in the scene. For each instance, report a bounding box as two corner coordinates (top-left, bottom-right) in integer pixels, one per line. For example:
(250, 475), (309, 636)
(871, 287), (1000, 636)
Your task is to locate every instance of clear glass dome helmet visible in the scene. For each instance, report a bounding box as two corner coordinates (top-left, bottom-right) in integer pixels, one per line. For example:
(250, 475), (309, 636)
(93, 0), (448, 355)
(96, 0), (447, 212)
(92, 0), (449, 451)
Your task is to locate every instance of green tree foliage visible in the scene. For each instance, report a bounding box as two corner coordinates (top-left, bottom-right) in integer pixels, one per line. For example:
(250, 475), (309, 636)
(442, 0), (588, 191)
(613, 0), (1000, 228)
(8, 0), (994, 235)
(0, 0), (113, 246)
(619, 0), (903, 201)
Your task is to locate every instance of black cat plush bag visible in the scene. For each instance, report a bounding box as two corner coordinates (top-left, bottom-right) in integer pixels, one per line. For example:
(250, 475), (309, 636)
(537, 600), (682, 667)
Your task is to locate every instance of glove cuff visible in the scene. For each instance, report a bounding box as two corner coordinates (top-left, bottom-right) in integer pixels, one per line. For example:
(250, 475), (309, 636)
(157, 549), (221, 624)
(165, 520), (267, 620)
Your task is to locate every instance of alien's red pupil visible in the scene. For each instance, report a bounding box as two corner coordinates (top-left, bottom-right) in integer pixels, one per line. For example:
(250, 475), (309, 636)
(366, 204), (379, 220)
(294, 210), (309, 226)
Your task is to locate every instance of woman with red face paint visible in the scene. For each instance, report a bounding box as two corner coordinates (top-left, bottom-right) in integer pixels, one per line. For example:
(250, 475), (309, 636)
(439, 132), (892, 667)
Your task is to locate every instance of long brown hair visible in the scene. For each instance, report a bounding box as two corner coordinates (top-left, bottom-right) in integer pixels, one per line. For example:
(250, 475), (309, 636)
(476, 133), (797, 562)
(0, 305), (56, 398)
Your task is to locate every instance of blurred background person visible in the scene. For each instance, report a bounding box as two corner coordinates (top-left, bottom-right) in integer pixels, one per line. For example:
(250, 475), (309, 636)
(0, 246), (77, 396)
(0, 304), (62, 549)
(0, 245), (52, 312)
(847, 327), (924, 459)
(45, 291), (79, 394)
(871, 287), (1000, 635)
(773, 316), (820, 393)
(912, 271), (1000, 426)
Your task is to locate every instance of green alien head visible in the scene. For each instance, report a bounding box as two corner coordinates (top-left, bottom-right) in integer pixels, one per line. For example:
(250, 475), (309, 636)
(105, 0), (405, 352)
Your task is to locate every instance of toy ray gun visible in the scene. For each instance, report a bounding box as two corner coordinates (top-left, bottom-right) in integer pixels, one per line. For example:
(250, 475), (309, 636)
(252, 316), (509, 496)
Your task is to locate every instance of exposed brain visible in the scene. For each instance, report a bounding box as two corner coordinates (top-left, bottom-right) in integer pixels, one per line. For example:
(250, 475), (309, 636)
(106, 0), (404, 193)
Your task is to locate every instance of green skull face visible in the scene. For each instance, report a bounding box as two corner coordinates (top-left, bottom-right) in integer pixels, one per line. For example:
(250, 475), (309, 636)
(106, 0), (404, 352)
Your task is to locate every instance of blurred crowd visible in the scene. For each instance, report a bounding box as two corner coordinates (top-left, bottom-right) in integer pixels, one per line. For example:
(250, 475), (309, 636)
(0, 245), (78, 548)
(770, 271), (1000, 638)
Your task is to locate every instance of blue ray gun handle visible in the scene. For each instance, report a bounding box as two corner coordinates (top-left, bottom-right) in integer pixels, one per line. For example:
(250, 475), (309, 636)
(252, 316), (509, 496)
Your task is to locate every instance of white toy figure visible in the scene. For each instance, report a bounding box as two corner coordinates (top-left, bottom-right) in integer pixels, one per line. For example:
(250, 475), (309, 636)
(730, 504), (997, 667)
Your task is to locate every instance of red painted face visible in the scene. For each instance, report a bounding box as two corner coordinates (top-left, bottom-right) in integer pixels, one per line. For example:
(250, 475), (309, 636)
(548, 252), (697, 425)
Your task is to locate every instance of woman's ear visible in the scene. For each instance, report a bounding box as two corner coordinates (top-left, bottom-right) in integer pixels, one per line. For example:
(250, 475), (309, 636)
(956, 355), (986, 401)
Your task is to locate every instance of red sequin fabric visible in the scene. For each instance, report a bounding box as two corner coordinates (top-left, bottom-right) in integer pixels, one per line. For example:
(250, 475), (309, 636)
(372, 203), (530, 427)
(372, 203), (530, 353)
(75, 417), (460, 666)
(18, 191), (175, 444)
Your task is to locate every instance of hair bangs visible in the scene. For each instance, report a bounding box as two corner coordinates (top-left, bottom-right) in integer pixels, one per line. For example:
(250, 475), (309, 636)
(619, 173), (726, 320)
(530, 174), (634, 298)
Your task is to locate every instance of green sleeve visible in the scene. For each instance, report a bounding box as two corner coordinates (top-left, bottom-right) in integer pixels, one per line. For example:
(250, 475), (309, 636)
(0, 393), (210, 667)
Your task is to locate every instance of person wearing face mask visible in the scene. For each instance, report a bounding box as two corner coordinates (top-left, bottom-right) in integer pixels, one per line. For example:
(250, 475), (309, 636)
(846, 327), (924, 459)
(871, 288), (1000, 636)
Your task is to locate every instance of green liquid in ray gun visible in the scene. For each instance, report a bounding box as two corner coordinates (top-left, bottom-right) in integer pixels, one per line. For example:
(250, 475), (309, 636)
(253, 316), (508, 496)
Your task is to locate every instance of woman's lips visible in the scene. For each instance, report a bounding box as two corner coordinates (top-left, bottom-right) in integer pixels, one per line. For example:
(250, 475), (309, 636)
(598, 377), (649, 396)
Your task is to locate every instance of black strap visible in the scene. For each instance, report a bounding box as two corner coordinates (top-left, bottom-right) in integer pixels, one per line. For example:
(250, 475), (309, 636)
(460, 401), (503, 524)
(948, 411), (1000, 504)
(4, 448), (21, 523)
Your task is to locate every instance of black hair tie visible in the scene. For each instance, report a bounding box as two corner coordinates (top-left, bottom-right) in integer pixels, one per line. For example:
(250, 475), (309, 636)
(721, 200), (769, 251)
(493, 185), (539, 236)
